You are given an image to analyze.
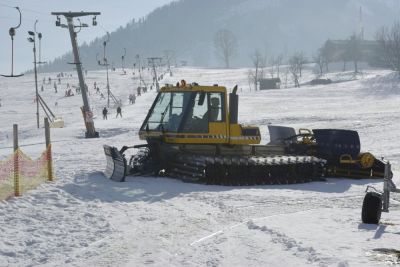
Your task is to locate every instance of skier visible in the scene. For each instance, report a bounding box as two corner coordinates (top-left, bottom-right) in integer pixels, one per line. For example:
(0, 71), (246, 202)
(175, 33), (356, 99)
(116, 106), (122, 118)
(129, 94), (136, 104)
(102, 107), (108, 120)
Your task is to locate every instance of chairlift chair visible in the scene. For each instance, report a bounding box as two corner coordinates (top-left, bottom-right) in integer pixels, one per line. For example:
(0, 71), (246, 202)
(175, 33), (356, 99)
(1, 7), (24, 78)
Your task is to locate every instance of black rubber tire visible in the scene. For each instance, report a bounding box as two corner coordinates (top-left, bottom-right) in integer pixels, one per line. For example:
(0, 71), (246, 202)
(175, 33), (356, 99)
(361, 192), (382, 224)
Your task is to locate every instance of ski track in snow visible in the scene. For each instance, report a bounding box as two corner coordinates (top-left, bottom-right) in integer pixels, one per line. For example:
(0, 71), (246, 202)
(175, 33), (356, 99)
(0, 67), (400, 266)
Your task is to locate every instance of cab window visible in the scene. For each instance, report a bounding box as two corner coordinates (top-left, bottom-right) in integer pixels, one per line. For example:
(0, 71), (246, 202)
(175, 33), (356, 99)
(208, 93), (224, 122)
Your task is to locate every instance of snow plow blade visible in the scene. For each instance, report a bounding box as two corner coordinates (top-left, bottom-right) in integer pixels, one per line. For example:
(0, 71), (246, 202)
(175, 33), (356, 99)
(103, 145), (127, 182)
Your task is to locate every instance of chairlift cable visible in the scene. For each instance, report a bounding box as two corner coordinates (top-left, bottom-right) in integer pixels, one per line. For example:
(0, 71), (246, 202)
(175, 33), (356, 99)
(0, 2), (49, 16)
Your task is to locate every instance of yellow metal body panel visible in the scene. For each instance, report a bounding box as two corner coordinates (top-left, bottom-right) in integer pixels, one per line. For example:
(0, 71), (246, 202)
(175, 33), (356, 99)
(163, 122), (229, 144)
(229, 124), (261, 145)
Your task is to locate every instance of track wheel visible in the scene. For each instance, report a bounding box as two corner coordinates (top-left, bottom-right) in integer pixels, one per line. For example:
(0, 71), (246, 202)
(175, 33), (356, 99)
(361, 192), (382, 224)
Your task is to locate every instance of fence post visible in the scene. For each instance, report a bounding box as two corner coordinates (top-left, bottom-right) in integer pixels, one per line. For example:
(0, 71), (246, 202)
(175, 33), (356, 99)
(13, 124), (20, 197)
(44, 118), (53, 181)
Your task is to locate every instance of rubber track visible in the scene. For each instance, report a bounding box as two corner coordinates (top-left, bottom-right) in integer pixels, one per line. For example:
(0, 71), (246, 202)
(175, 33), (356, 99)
(128, 150), (326, 185)
(167, 154), (327, 185)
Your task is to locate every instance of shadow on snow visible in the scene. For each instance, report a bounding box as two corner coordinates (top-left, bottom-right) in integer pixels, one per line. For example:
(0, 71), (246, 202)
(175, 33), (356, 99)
(59, 170), (379, 204)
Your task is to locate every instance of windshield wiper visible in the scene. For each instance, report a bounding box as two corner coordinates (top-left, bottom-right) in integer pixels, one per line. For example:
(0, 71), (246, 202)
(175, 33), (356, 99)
(159, 101), (171, 128)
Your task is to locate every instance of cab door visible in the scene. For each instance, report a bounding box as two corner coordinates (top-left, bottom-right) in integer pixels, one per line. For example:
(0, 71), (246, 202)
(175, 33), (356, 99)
(206, 92), (228, 143)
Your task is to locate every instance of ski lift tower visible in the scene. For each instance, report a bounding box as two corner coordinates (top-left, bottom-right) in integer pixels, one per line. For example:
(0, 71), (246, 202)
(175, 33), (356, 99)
(147, 57), (162, 92)
(51, 11), (99, 138)
(96, 32), (112, 108)
(27, 19), (47, 129)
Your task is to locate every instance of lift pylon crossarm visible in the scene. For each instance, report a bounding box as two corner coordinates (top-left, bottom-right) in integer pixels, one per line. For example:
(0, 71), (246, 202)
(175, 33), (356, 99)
(51, 12), (101, 17)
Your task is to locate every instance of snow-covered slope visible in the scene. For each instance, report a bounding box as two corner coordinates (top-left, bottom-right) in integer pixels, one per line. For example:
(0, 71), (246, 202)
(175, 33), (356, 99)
(0, 67), (399, 266)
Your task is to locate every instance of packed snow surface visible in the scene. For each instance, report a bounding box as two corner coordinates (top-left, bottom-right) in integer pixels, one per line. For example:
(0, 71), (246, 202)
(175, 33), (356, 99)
(0, 66), (399, 267)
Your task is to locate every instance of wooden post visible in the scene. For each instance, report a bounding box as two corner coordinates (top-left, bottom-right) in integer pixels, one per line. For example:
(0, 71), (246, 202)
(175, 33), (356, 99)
(13, 124), (20, 196)
(44, 118), (53, 181)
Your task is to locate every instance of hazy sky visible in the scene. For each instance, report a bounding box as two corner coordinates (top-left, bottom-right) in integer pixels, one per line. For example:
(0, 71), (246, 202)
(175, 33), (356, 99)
(0, 0), (175, 74)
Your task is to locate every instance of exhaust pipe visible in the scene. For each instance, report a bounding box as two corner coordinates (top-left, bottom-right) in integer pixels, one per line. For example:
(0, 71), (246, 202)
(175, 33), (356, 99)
(229, 85), (238, 124)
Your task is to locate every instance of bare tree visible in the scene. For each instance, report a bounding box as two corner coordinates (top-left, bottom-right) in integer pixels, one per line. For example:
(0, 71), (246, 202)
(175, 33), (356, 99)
(289, 52), (305, 88)
(247, 69), (254, 92)
(249, 50), (266, 91)
(313, 52), (324, 76)
(339, 47), (350, 72)
(347, 34), (361, 73)
(376, 22), (400, 73)
(283, 66), (290, 88)
(320, 40), (334, 72)
(214, 29), (237, 68)
(268, 56), (275, 78)
(297, 51), (307, 77)
(275, 54), (283, 78)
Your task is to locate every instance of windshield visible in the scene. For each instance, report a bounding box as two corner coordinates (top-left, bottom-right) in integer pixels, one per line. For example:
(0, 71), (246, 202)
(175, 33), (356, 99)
(141, 91), (224, 133)
(142, 92), (190, 132)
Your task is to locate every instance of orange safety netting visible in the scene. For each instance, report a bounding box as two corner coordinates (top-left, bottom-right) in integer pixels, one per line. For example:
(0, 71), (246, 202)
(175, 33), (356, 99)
(0, 147), (51, 200)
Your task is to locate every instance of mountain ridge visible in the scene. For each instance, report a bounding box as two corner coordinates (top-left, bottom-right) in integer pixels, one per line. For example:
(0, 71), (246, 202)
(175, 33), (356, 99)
(38, 0), (399, 72)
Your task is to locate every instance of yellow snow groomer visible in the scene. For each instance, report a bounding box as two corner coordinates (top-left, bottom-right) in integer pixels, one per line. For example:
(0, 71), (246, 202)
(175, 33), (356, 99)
(104, 82), (387, 184)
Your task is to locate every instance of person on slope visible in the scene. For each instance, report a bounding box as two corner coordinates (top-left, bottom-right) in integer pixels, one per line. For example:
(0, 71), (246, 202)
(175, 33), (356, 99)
(116, 106), (122, 118)
(102, 107), (108, 120)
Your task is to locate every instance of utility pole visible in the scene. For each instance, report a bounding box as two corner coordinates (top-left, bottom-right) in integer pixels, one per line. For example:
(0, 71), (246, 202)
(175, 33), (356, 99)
(28, 20), (47, 129)
(163, 50), (174, 76)
(27, 30), (39, 128)
(51, 12), (99, 138)
(97, 32), (111, 108)
(136, 54), (145, 88)
(34, 20), (45, 64)
(121, 48), (126, 74)
(148, 57), (162, 92)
